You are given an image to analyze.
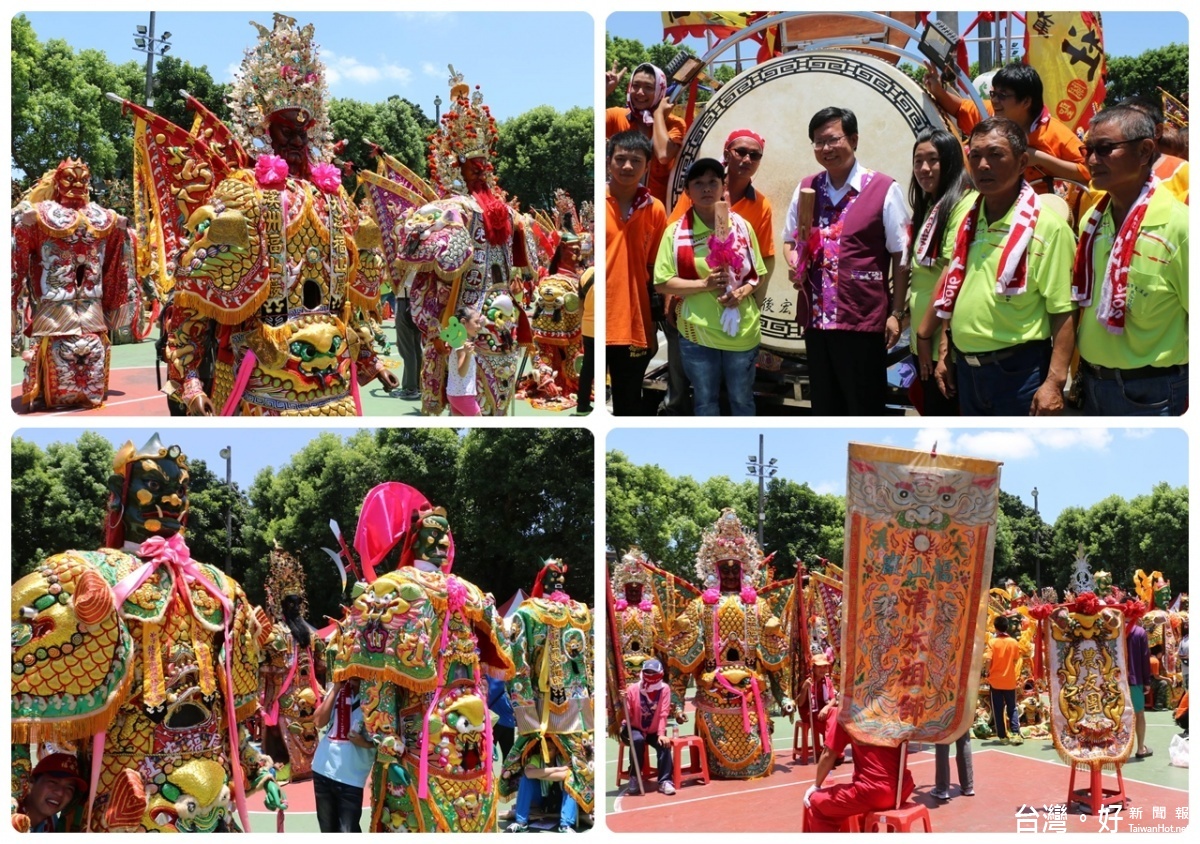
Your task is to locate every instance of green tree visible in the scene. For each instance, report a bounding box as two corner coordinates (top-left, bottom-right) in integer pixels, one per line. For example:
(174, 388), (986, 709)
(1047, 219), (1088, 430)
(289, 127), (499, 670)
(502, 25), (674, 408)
(331, 96), (430, 193)
(183, 458), (255, 588)
(453, 429), (594, 607)
(605, 33), (697, 108)
(149, 55), (232, 134)
(495, 106), (594, 211)
(762, 478), (845, 579)
(1126, 483), (1188, 592)
(1105, 43), (1188, 104)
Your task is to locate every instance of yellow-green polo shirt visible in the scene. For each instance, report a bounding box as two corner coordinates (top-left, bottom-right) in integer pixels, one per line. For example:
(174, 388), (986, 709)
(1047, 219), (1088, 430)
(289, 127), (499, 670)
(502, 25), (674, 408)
(1077, 189), (1188, 369)
(908, 191), (977, 355)
(653, 215), (768, 352)
(948, 199), (1077, 354)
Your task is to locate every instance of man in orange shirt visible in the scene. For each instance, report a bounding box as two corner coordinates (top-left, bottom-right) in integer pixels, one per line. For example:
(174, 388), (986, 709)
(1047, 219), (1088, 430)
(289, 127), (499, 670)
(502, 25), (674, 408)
(606, 130), (667, 415)
(925, 62), (1088, 192)
(983, 615), (1023, 744)
(663, 128), (776, 416)
(605, 61), (687, 205)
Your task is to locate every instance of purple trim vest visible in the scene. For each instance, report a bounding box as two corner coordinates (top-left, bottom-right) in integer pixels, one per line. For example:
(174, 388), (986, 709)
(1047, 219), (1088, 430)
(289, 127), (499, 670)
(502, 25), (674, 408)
(803, 170), (895, 332)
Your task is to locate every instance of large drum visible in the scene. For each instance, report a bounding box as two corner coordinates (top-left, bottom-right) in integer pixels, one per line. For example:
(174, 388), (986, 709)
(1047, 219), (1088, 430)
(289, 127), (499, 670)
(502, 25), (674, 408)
(669, 51), (946, 358)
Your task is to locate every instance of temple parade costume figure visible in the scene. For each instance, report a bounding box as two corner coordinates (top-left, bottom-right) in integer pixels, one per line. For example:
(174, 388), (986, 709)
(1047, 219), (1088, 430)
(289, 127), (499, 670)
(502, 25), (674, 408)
(652, 509), (794, 779)
(10, 434), (282, 832)
(610, 548), (668, 682)
(363, 66), (534, 416)
(258, 546), (326, 783)
(118, 14), (397, 416)
(11, 158), (138, 410)
(521, 190), (586, 408)
(331, 483), (514, 832)
(499, 559), (595, 832)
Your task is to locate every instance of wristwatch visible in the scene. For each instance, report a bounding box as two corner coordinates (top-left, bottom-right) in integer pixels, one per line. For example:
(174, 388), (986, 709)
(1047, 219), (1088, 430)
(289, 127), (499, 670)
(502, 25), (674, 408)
(889, 308), (907, 321)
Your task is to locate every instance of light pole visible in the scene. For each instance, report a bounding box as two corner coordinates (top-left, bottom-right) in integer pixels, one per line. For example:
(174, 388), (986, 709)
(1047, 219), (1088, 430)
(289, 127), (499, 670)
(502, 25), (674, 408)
(745, 434), (778, 548)
(132, 13), (173, 108)
(1031, 486), (1041, 592)
(434, 95), (442, 122)
(219, 446), (232, 570)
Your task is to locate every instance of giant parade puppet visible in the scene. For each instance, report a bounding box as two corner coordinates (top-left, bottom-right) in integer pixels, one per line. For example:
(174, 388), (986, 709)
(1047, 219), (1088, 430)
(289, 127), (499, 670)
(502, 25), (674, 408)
(11, 158), (139, 411)
(329, 483), (514, 832)
(609, 548), (668, 681)
(10, 434), (282, 832)
(359, 67), (534, 416)
(499, 558), (595, 827)
(258, 546), (326, 783)
(643, 509), (794, 779)
(111, 14), (397, 416)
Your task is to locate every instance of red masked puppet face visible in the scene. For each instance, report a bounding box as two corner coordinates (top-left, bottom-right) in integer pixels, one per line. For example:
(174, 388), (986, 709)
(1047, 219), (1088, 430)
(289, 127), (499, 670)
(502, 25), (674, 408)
(54, 159), (91, 208)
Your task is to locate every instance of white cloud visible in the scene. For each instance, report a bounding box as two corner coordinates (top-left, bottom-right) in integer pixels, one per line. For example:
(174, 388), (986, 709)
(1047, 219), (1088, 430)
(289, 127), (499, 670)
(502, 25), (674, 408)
(812, 480), (842, 496)
(1123, 428), (1155, 439)
(912, 427), (1113, 462)
(422, 62), (441, 78)
(323, 50), (412, 88)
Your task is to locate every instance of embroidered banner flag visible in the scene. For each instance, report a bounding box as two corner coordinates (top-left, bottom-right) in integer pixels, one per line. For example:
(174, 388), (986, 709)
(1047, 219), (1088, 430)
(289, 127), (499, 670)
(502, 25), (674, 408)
(1045, 606), (1134, 765)
(1025, 11), (1107, 132)
(840, 443), (1001, 747)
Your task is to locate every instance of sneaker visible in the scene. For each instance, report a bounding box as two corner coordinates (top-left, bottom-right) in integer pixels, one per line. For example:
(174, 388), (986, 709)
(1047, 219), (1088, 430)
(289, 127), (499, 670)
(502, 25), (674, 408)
(659, 781), (676, 795)
(961, 788), (975, 797)
(930, 789), (951, 801)
(1010, 734), (1024, 746)
(557, 826), (577, 833)
(623, 783), (642, 796)
(504, 822), (529, 833)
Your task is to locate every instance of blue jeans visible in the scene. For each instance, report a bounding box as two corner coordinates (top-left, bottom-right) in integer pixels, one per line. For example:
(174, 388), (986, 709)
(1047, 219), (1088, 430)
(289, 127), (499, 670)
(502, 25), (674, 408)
(955, 341), (1050, 416)
(312, 771), (365, 833)
(990, 687), (1018, 740)
(515, 775), (578, 828)
(1081, 365), (1188, 416)
(676, 336), (758, 416)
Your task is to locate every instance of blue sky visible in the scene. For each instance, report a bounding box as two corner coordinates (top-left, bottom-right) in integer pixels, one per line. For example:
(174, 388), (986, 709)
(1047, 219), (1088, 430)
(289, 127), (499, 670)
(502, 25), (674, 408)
(606, 11), (1187, 65)
(607, 427), (1187, 523)
(19, 11), (593, 120)
(13, 427), (458, 489)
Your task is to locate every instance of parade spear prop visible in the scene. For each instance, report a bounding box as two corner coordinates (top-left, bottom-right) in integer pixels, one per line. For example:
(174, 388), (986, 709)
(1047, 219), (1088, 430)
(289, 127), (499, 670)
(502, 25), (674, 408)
(605, 562), (643, 794)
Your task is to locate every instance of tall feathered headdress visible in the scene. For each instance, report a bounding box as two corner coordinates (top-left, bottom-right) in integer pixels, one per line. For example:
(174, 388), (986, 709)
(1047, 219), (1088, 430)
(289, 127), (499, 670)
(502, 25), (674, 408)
(427, 65), (500, 196)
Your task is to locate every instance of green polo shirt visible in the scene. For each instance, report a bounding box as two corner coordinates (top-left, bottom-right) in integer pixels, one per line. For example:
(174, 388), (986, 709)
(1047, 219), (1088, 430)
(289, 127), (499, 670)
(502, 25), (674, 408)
(1076, 189), (1189, 369)
(654, 215), (768, 352)
(908, 191), (977, 355)
(948, 198), (1077, 354)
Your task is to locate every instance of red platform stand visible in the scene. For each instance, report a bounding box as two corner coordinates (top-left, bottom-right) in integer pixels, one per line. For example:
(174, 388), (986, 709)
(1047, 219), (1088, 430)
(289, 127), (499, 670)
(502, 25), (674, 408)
(1067, 761), (1127, 816)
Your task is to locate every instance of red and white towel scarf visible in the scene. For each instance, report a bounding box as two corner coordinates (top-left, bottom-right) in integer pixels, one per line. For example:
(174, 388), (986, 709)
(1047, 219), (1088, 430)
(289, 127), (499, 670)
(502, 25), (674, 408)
(934, 183), (1040, 318)
(1071, 178), (1157, 335)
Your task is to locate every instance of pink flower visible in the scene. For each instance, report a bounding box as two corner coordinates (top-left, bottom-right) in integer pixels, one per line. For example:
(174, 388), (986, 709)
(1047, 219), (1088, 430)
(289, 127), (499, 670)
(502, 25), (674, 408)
(446, 575), (467, 613)
(702, 587), (720, 605)
(740, 585), (758, 604)
(638, 599), (654, 612)
(614, 599), (629, 612)
(547, 590), (571, 604)
(255, 155), (288, 189)
(311, 162), (342, 194)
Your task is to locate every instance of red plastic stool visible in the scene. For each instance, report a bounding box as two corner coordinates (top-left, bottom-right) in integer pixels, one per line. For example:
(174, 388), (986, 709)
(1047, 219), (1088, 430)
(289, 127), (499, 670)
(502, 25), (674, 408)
(1067, 761), (1126, 816)
(793, 718), (824, 763)
(615, 740), (656, 789)
(841, 813), (864, 831)
(863, 802), (933, 832)
(670, 735), (710, 786)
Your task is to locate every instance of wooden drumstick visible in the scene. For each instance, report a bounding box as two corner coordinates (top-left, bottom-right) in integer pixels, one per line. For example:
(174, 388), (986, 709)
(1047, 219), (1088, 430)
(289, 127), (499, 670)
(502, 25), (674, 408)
(714, 199), (730, 239)
(796, 188), (816, 243)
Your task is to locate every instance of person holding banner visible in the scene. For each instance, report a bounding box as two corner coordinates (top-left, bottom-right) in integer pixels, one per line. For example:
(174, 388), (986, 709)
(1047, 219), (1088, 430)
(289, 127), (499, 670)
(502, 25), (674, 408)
(785, 107), (911, 416)
(1072, 105), (1189, 416)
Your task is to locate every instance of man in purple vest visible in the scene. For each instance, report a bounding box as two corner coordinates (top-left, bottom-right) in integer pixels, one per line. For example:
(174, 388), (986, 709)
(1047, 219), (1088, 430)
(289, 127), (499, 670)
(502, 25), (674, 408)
(785, 107), (911, 415)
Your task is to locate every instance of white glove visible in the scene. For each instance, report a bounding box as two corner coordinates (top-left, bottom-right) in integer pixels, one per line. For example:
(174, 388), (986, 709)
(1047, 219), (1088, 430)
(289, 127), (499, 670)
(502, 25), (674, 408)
(804, 784), (818, 808)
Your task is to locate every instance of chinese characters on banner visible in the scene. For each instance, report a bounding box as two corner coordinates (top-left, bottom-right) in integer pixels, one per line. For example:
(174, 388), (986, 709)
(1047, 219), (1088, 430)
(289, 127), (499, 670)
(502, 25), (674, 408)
(1025, 11), (1107, 133)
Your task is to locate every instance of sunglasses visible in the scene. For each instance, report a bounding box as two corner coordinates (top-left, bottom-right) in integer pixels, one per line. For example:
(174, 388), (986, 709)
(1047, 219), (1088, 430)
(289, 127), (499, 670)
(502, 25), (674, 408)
(1083, 137), (1152, 158)
(727, 147), (763, 161)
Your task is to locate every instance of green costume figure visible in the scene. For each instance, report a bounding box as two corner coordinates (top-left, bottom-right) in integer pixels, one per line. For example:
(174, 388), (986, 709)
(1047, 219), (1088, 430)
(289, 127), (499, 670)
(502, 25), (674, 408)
(332, 483), (514, 832)
(10, 434), (282, 832)
(499, 559), (595, 830)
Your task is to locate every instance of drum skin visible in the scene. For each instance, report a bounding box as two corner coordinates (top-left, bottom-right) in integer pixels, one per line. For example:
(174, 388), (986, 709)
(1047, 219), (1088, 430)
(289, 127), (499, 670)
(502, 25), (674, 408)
(669, 51), (946, 357)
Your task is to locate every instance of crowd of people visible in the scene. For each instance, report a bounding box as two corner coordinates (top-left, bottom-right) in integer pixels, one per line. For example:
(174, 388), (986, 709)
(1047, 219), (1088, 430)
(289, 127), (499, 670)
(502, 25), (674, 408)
(605, 57), (1189, 416)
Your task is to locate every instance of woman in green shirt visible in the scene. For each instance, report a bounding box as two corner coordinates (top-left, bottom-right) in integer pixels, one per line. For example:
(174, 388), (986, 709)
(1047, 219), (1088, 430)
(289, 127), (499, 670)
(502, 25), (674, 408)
(908, 128), (974, 415)
(654, 158), (768, 415)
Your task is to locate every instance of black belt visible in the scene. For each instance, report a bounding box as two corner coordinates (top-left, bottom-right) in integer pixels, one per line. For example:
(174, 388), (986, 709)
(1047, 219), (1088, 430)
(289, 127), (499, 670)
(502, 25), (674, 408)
(1082, 361), (1187, 382)
(955, 339), (1049, 368)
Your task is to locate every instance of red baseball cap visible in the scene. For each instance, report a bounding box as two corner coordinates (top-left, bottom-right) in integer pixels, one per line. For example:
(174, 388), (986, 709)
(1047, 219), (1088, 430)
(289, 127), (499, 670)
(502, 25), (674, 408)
(31, 753), (88, 798)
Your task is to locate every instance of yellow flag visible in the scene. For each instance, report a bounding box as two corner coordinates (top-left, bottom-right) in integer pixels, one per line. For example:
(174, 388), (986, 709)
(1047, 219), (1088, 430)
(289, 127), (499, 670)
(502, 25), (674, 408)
(1025, 11), (1107, 132)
